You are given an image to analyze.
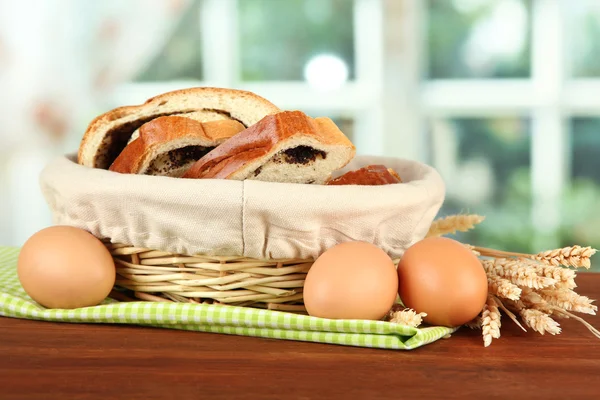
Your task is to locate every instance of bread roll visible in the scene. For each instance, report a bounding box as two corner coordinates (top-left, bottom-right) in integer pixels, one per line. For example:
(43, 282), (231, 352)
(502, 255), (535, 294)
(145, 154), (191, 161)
(109, 116), (245, 177)
(77, 87), (280, 169)
(182, 110), (356, 184)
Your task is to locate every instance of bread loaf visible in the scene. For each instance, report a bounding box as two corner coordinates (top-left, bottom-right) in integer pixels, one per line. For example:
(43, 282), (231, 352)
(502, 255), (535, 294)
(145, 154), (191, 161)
(77, 87), (280, 169)
(109, 116), (245, 177)
(182, 110), (356, 184)
(327, 165), (402, 185)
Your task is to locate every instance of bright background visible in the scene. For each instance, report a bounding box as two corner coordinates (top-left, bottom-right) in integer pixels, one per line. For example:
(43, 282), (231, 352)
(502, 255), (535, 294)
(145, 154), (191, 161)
(0, 0), (599, 270)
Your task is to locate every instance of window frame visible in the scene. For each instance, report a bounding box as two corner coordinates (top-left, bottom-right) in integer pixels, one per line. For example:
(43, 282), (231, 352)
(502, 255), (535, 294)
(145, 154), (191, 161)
(114, 0), (386, 153)
(419, 0), (585, 250)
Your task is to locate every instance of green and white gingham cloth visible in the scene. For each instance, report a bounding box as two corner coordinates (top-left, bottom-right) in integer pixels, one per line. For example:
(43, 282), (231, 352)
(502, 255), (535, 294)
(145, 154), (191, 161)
(0, 246), (457, 350)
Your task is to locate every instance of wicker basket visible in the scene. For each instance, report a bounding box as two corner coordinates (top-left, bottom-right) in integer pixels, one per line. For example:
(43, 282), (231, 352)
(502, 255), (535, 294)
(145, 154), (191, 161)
(41, 154), (445, 313)
(106, 241), (315, 313)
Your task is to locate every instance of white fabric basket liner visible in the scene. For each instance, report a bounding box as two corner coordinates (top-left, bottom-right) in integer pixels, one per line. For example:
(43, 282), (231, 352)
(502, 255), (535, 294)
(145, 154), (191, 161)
(39, 154), (446, 260)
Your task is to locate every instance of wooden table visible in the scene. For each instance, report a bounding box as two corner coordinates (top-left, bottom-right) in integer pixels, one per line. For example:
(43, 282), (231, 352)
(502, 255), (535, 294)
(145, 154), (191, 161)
(1, 274), (599, 400)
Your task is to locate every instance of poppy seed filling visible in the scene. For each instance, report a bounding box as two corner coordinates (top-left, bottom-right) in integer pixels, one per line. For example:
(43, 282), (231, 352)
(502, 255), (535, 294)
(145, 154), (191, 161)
(281, 146), (327, 165)
(146, 146), (212, 175)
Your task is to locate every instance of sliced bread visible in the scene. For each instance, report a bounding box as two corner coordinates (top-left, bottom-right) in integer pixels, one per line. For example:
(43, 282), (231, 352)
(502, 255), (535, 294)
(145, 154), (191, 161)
(126, 109), (231, 145)
(109, 116), (245, 177)
(181, 110), (356, 184)
(77, 87), (281, 169)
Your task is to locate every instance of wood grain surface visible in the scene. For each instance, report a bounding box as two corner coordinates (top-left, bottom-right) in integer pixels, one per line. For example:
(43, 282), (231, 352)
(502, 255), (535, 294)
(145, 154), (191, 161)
(1, 274), (600, 400)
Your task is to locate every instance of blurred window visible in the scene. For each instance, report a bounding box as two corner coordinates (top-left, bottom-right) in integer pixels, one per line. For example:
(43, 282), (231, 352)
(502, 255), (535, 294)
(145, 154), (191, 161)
(116, 0), (368, 143)
(563, 118), (600, 258)
(135, 0), (204, 81)
(569, 1), (600, 77)
(238, 0), (355, 81)
(430, 118), (533, 253)
(427, 0), (532, 79)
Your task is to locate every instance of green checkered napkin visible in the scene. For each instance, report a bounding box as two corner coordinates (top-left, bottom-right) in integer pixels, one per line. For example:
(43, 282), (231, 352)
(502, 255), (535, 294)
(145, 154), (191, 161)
(0, 246), (456, 350)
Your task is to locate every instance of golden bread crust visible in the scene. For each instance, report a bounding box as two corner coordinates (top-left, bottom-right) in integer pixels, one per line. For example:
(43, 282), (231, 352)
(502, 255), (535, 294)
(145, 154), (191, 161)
(181, 110), (355, 180)
(326, 165), (402, 185)
(108, 116), (244, 174)
(77, 87), (280, 169)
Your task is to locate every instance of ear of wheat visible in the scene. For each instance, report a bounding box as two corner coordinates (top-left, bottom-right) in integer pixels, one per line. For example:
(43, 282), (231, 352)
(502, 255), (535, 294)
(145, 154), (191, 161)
(425, 213), (599, 347)
(389, 308), (428, 328)
(481, 296), (501, 347)
(475, 245), (597, 269)
(426, 214), (485, 238)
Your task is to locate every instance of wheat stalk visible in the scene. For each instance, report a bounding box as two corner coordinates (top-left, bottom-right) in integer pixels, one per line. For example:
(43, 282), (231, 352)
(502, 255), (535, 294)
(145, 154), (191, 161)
(534, 246), (597, 269)
(539, 288), (598, 315)
(519, 309), (562, 335)
(499, 295), (561, 335)
(463, 243), (481, 256)
(487, 275), (522, 301)
(527, 261), (577, 289)
(519, 288), (555, 315)
(491, 296), (527, 332)
(426, 214), (485, 238)
(553, 309), (600, 339)
(482, 296), (502, 347)
(482, 258), (557, 289)
(474, 245), (597, 269)
(520, 288), (600, 338)
(389, 309), (427, 328)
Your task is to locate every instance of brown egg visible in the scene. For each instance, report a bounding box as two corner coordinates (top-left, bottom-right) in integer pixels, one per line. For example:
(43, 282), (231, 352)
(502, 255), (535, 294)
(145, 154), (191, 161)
(303, 241), (398, 320)
(17, 226), (116, 309)
(397, 237), (488, 327)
